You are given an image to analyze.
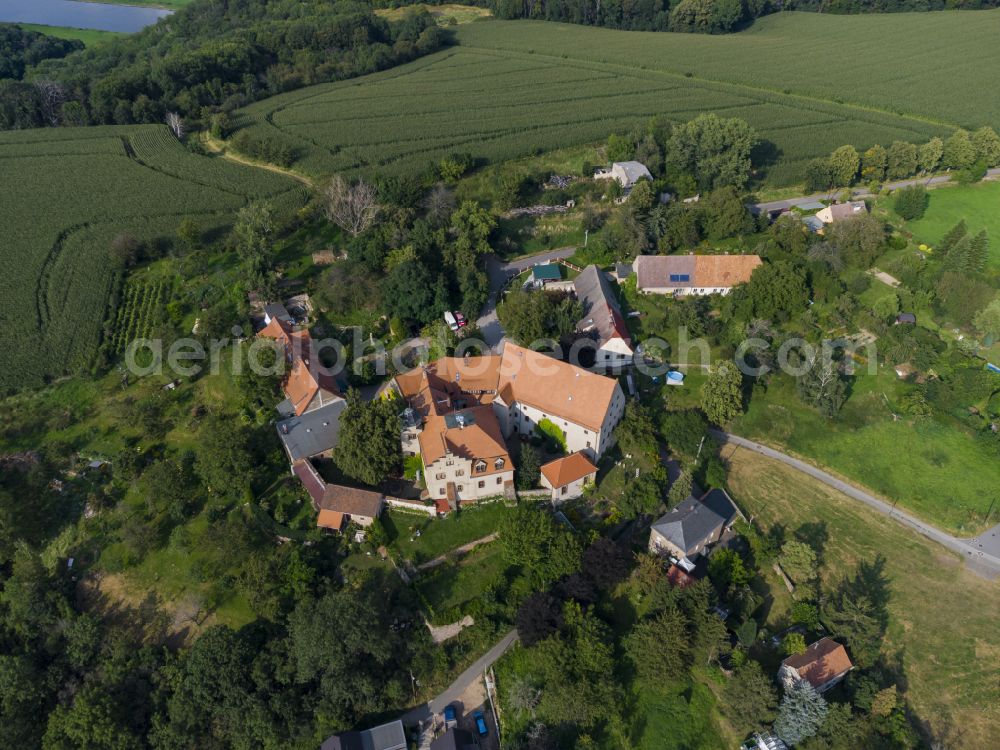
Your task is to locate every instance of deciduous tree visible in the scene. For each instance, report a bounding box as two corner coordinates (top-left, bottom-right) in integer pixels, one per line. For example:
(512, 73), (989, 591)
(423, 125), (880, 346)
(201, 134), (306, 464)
(323, 175), (379, 237)
(701, 360), (744, 425)
(334, 389), (402, 486)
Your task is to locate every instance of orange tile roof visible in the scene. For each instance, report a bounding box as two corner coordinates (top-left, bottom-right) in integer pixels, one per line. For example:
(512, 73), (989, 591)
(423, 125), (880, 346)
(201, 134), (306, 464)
(258, 318), (341, 415)
(782, 637), (854, 690)
(497, 343), (620, 431)
(395, 356), (502, 417)
(418, 405), (511, 469)
(284, 355), (341, 416)
(693, 255), (762, 288)
(316, 509), (345, 531)
(540, 451), (597, 488)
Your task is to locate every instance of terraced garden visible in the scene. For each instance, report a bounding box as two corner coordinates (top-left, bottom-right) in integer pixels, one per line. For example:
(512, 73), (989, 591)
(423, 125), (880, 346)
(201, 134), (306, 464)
(227, 11), (1000, 183)
(0, 125), (304, 391)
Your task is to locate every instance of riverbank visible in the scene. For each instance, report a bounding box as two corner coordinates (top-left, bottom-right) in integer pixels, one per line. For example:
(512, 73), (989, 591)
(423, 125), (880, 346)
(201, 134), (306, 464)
(14, 22), (123, 45)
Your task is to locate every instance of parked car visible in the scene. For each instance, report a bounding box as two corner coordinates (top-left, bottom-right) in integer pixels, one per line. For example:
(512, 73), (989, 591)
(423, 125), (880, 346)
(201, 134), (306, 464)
(454, 311), (467, 327)
(473, 710), (488, 737)
(444, 311), (459, 331)
(443, 704), (457, 729)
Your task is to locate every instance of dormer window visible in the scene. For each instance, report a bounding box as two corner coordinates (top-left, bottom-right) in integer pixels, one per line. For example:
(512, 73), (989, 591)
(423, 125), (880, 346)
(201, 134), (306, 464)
(494, 458), (505, 470)
(475, 460), (487, 473)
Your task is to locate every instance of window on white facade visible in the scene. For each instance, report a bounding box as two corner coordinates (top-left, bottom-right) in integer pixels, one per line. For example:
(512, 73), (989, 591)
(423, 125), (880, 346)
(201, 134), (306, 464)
(457, 485), (464, 492)
(478, 480), (485, 489)
(494, 457), (505, 469)
(474, 460), (486, 472)
(435, 473), (446, 480)
(455, 470), (465, 477)
(496, 477), (503, 484)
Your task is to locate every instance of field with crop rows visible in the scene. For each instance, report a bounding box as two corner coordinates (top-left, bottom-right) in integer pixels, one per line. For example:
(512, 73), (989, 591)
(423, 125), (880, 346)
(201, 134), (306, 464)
(112, 277), (172, 355)
(231, 11), (998, 182)
(0, 125), (304, 391)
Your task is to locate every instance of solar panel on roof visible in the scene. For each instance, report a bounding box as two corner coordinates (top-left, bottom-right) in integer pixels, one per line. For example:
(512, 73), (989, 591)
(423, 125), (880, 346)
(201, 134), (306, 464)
(669, 274), (690, 282)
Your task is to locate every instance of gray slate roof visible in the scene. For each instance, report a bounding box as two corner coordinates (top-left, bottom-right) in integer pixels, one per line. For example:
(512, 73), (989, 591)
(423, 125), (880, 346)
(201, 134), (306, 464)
(651, 488), (741, 557)
(573, 265), (630, 347)
(613, 160), (652, 186)
(276, 398), (346, 461)
(264, 302), (293, 324)
(321, 720), (407, 750)
(430, 729), (474, 750)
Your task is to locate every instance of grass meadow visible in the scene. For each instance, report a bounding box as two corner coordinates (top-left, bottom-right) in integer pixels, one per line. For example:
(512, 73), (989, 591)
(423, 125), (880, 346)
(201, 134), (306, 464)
(235, 41), (948, 184)
(0, 125), (304, 390)
(894, 180), (1000, 269)
(733, 367), (1000, 535)
(726, 449), (1000, 749)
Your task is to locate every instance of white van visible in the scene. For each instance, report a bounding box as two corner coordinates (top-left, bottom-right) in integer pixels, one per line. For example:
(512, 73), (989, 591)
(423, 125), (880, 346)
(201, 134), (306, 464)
(444, 311), (459, 331)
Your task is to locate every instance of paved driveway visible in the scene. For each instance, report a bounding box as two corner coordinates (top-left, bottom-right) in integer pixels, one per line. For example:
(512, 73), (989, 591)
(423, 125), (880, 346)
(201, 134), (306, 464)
(476, 247), (577, 350)
(402, 629), (518, 726)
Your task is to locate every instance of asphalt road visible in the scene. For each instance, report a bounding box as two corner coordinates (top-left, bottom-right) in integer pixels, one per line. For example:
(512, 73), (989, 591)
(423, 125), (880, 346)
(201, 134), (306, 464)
(712, 430), (1000, 579)
(477, 247), (577, 350)
(751, 168), (1000, 215)
(402, 629), (518, 726)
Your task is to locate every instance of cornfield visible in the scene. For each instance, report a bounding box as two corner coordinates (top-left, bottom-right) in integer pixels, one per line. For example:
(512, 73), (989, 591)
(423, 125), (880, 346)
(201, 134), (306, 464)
(233, 14), (967, 180)
(0, 125), (305, 391)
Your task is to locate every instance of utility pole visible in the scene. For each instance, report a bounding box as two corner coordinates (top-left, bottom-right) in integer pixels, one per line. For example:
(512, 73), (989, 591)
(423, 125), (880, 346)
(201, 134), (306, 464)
(695, 435), (706, 461)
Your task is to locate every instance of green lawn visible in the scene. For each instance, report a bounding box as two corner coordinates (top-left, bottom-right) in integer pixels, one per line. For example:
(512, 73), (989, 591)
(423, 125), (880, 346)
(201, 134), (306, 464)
(895, 180), (1000, 269)
(385, 502), (510, 564)
(726, 449), (1000, 750)
(631, 679), (729, 750)
(16, 23), (124, 45)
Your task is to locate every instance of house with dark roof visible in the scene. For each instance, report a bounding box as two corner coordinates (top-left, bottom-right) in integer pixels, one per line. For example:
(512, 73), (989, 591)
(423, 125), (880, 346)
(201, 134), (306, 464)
(292, 459), (385, 532)
(895, 312), (916, 325)
(648, 488), (743, 564)
(263, 302), (293, 327)
(633, 254), (762, 296)
(430, 728), (475, 750)
(540, 451), (597, 503)
(530, 263), (562, 288)
(320, 719), (407, 750)
(779, 637), (854, 693)
(573, 265), (634, 369)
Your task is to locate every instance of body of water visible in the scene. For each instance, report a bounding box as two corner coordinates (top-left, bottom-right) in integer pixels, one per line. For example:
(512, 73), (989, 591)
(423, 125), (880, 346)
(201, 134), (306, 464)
(0, 0), (172, 33)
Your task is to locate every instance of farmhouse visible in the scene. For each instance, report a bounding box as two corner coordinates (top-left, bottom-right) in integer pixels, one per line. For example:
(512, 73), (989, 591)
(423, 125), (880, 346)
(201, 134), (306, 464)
(259, 314), (346, 462)
(388, 343), (625, 502)
(816, 200), (868, 224)
(293, 459), (385, 531)
(419, 406), (515, 504)
(778, 637), (854, 693)
(594, 160), (653, 189)
(648, 488), (743, 566)
(540, 451), (598, 503)
(633, 254), (762, 296)
(573, 265), (633, 368)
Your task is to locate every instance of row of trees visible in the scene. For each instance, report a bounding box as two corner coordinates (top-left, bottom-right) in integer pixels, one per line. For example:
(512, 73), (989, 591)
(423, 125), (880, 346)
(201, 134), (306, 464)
(805, 127), (1000, 191)
(475, 0), (1000, 34)
(0, 2), (445, 130)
